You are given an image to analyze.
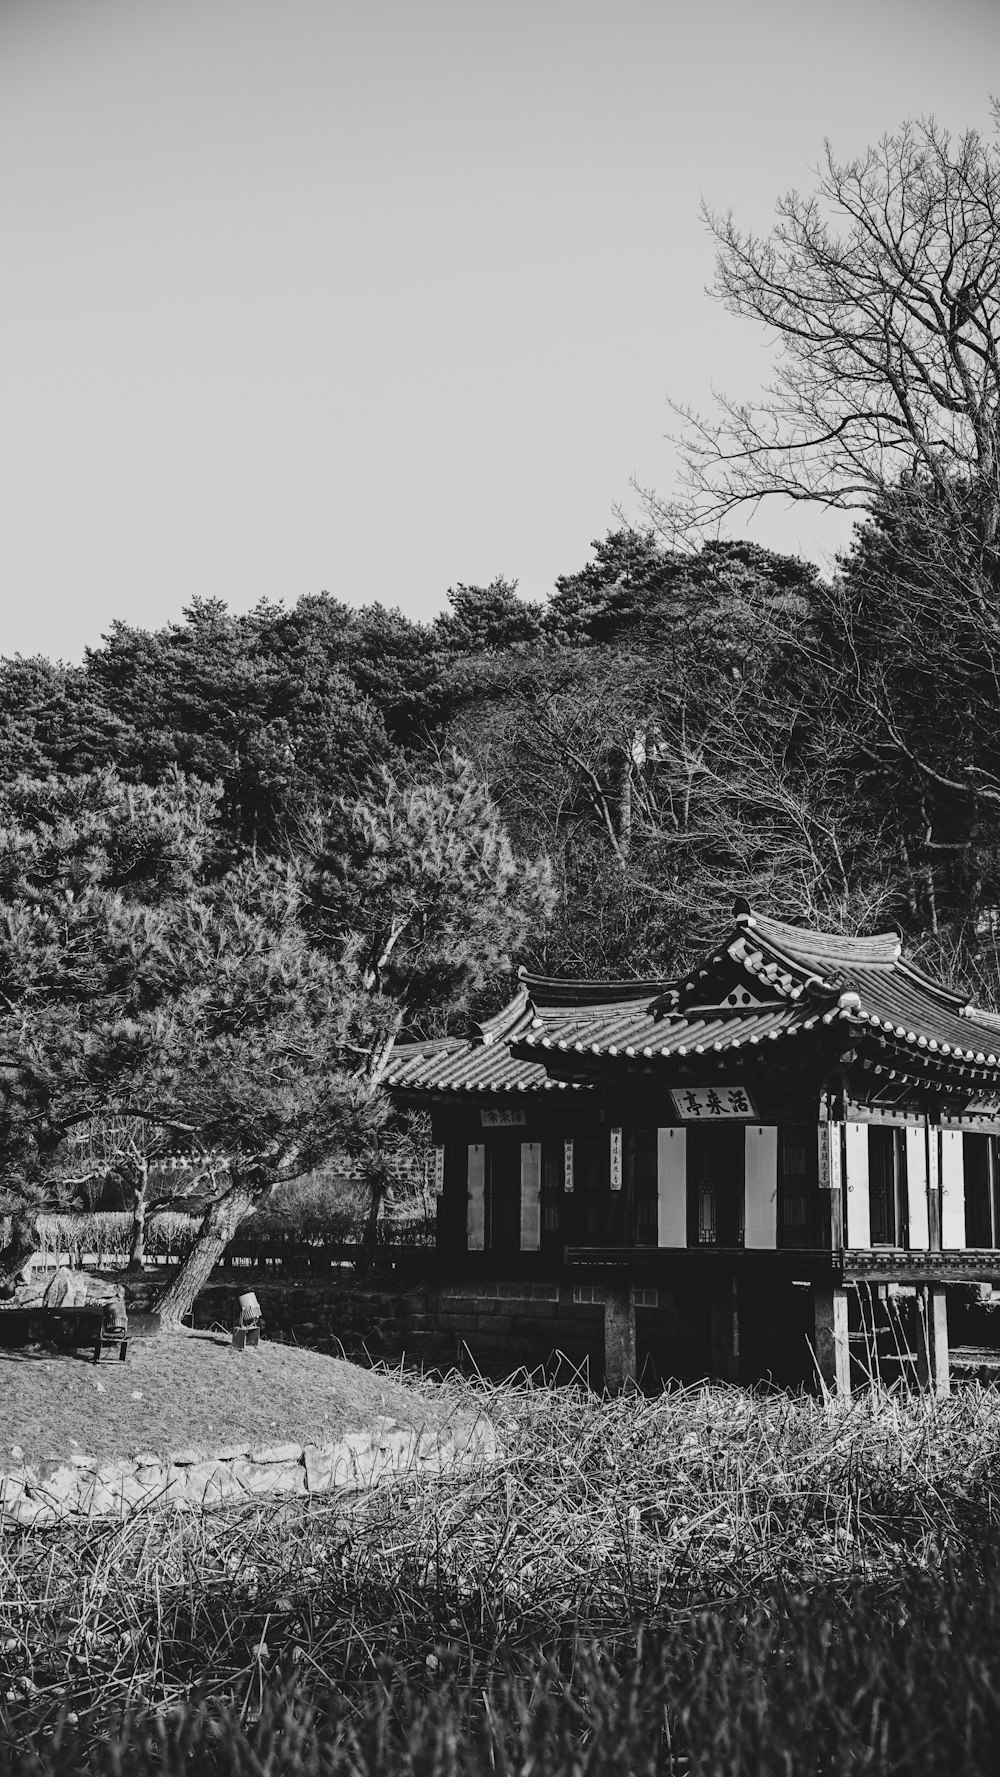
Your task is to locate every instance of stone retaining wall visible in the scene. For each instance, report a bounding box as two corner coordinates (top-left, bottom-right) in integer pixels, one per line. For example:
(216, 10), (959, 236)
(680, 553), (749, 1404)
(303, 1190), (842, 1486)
(0, 1414), (497, 1530)
(164, 1278), (666, 1379)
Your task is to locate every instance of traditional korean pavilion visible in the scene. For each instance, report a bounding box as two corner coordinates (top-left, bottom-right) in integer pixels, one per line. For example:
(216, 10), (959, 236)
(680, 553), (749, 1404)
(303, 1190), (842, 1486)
(387, 904), (1000, 1394)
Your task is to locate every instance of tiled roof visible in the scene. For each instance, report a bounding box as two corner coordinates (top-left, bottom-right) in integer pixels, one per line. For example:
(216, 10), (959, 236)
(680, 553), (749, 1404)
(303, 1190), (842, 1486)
(518, 996), (807, 1059)
(385, 907), (1000, 1096)
(386, 1038), (569, 1095)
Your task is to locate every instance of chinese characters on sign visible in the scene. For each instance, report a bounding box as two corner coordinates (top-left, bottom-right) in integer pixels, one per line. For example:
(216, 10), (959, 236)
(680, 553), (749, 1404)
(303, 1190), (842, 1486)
(480, 1108), (526, 1128)
(434, 1146), (445, 1194)
(818, 1124), (842, 1192)
(668, 1086), (758, 1122)
(610, 1127), (623, 1191)
(563, 1139), (574, 1194)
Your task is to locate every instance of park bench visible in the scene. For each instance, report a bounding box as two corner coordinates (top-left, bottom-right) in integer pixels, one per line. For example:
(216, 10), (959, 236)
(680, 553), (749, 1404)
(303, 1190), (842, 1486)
(0, 1303), (128, 1364)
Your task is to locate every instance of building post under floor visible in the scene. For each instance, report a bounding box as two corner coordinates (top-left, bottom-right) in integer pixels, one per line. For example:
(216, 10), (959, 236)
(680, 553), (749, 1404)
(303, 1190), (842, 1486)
(915, 1282), (951, 1399)
(603, 1283), (637, 1392)
(813, 1284), (851, 1398)
(709, 1272), (740, 1384)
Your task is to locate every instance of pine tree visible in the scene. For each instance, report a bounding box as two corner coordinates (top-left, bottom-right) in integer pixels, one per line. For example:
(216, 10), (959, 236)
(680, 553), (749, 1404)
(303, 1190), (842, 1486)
(0, 758), (553, 1318)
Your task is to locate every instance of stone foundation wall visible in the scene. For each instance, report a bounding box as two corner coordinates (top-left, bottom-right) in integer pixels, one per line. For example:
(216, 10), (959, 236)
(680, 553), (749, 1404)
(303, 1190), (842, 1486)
(132, 1276), (676, 1382)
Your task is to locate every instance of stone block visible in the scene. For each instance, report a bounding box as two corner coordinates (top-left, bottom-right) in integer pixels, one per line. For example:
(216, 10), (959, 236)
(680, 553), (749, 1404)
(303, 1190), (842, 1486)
(7, 1496), (63, 1529)
(341, 1430), (374, 1456)
(167, 1447), (207, 1467)
(214, 1443), (251, 1461)
(117, 1472), (166, 1511)
(163, 1468), (198, 1506)
(0, 1476), (27, 1512)
(477, 1313), (513, 1335)
(230, 1459), (306, 1497)
(304, 1443), (355, 1493)
(181, 1461), (247, 1506)
(249, 1441), (303, 1464)
(448, 1415), (498, 1464)
(97, 1460), (136, 1482)
(77, 1478), (128, 1518)
(380, 1428), (417, 1469)
(32, 1466), (85, 1508)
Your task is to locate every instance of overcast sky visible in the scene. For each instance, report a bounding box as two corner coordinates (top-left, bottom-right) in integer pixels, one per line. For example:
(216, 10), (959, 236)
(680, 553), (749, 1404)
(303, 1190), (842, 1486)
(2, 0), (998, 661)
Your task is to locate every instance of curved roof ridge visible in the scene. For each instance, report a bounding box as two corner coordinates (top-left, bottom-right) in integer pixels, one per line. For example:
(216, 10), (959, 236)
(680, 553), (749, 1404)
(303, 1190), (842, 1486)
(895, 955), (970, 1011)
(473, 984), (532, 1045)
(746, 910), (902, 968)
(519, 970), (672, 1009)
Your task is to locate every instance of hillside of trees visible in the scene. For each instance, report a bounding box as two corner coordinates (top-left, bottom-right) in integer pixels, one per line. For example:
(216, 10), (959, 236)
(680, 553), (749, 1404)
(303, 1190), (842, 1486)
(3, 513), (999, 1004)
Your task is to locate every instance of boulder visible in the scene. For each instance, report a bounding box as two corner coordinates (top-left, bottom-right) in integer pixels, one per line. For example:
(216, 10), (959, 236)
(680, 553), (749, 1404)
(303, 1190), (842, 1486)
(42, 1268), (87, 1309)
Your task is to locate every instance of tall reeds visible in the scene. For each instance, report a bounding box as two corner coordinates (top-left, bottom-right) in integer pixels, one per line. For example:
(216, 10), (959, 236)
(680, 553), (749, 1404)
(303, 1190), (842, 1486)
(2, 1371), (999, 1759)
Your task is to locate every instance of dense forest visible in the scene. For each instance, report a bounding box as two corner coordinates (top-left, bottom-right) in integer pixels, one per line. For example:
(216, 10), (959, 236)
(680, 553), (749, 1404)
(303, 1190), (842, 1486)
(3, 511), (1000, 1006)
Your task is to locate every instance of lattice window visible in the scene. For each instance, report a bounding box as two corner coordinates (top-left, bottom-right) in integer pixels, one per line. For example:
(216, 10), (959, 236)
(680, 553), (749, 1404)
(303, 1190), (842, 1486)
(778, 1125), (817, 1248)
(868, 1126), (908, 1247)
(631, 1128), (658, 1246)
(687, 1127), (745, 1248)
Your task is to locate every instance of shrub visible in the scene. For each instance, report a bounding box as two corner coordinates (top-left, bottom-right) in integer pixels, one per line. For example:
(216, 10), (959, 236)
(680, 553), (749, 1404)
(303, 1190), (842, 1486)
(34, 1210), (199, 1263)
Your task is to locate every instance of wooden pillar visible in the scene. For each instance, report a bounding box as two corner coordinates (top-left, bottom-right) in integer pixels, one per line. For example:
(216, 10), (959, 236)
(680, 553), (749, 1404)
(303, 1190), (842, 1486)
(604, 1283), (637, 1392)
(813, 1284), (851, 1398)
(709, 1272), (740, 1382)
(916, 1282), (951, 1398)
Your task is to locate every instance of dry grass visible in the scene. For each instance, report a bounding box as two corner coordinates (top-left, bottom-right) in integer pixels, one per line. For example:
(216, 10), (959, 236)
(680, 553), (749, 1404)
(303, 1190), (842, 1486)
(0, 1334), (466, 1474)
(2, 1369), (1000, 1743)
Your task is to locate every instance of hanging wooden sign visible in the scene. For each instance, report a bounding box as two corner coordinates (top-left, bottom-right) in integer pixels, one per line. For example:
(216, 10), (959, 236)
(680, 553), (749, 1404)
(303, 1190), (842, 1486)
(669, 1086), (758, 1122)
(610, 1126), (623, 1191)
(563, 1139), (574, 1193)
(480, 1108), (526, 1127)
(818, 1124), (842, 1192)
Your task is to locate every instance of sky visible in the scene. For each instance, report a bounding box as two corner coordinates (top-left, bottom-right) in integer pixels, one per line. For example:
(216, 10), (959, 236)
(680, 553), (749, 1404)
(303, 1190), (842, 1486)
(2, 0), (999, 662)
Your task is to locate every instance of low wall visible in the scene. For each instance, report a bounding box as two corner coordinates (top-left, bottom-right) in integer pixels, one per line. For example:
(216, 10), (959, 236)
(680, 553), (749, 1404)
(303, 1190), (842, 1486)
(123, 1275), (676, 1383)
(1, 1415), (497, 1529)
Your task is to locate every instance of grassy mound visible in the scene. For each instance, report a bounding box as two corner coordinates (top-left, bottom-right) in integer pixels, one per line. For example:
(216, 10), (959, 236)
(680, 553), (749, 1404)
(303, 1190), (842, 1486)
(0, 1332), (473, 1475)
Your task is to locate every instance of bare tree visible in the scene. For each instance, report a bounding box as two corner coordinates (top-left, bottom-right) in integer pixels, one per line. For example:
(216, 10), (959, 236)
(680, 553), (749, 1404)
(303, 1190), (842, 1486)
(663, 115), (1000, 569)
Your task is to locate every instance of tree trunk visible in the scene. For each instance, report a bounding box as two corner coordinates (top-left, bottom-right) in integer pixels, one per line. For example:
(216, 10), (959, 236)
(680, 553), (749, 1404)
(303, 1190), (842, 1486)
(358, 1146), (390, 1277)
(127, 1160), (148, 1273)
(615, 745), (632, 861)
(152, 1180), (263, 1328)
(0, 1211), (41, 1298)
